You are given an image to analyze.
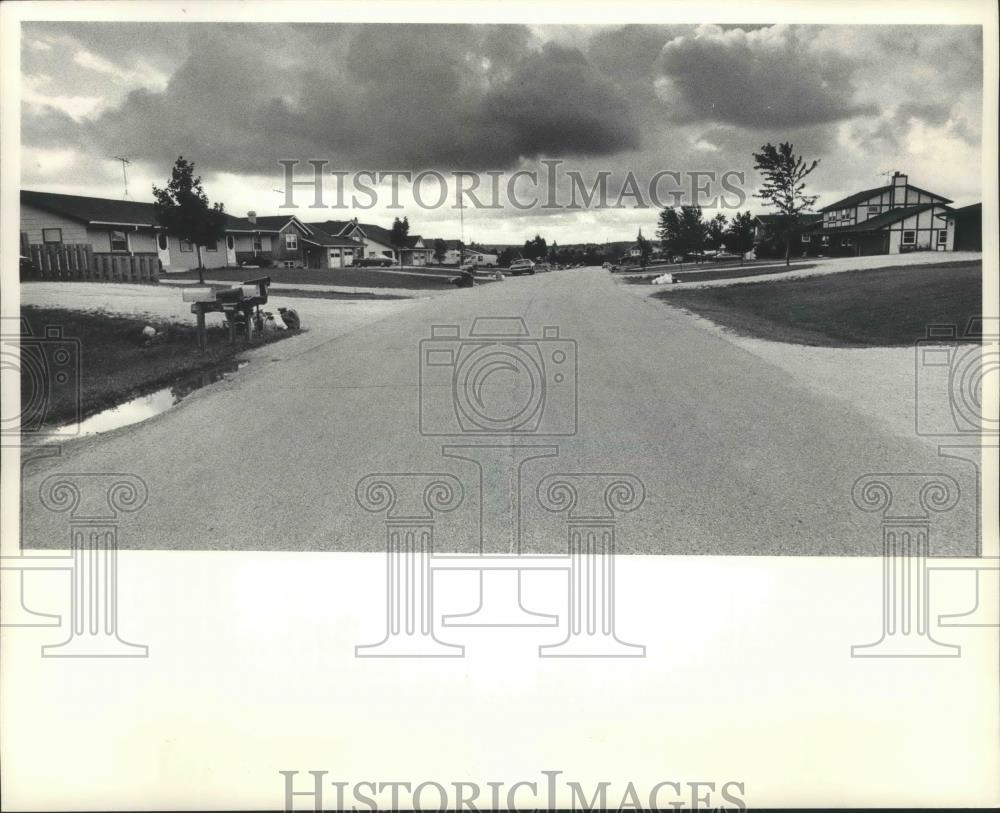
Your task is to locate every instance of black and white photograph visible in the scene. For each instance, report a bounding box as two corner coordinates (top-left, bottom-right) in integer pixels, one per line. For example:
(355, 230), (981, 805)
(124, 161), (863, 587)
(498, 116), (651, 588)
(1, 0), (997, 809)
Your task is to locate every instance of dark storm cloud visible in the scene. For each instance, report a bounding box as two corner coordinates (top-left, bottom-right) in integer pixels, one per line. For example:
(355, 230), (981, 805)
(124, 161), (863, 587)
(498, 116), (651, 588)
(655, 25), (878, 127)
(27, 23), (640, 173)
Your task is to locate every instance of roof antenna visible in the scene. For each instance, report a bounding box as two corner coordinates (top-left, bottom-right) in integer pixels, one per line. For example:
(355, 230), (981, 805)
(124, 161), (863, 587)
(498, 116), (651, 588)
(113, 156), (132, 199)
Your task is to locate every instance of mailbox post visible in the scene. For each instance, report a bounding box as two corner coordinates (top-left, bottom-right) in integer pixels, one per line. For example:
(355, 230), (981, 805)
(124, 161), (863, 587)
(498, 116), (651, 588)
(180, 276), (271, 350)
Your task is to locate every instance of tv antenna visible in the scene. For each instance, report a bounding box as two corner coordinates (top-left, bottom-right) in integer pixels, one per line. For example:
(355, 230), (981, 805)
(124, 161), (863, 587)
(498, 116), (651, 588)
(113, 156), (132, 199)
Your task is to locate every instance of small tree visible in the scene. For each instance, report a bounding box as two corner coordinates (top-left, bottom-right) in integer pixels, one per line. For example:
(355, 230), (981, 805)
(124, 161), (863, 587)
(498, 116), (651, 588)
(153, 156), (227, 284)
(753, 142), (820, 266)
(725, 211), (756, 266)
(390, 216), (409, 266)
(636, 229), (651, 269)
(433, 238), (447, 264)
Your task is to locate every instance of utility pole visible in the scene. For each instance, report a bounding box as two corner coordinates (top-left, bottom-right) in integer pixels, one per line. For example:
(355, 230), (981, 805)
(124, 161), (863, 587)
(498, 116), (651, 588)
(113, 156), (132, 199)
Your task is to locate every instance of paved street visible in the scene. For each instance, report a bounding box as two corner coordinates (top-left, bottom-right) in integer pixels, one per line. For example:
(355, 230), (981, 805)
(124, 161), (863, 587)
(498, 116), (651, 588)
(21, 268), (977, 555)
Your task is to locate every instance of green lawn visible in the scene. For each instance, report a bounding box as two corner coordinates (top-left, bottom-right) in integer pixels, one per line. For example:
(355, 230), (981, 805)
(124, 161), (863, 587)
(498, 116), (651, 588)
(20, 306), (298, 429)
(658, 261), (983, 346)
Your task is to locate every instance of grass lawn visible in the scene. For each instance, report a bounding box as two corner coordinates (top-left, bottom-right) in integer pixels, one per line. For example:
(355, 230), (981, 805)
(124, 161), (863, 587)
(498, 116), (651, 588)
(20, 306), (298, 430)
(658, 261), (983, 347)
(177, 265), (458, 290)
(622, 263), (819, 285)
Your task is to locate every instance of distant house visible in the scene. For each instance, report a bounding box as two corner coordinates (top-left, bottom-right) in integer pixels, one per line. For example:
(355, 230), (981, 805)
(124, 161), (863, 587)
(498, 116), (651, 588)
(752, 212), (824, 257)
(20, 189), (222, 273)
(400, 235), (433, 266)
(940, 203), (982, 252)
(811, 172), (955, 256)
(230, 213), (363, 269)
(308, 219), (398, 262)
(430, 239), (464, 265)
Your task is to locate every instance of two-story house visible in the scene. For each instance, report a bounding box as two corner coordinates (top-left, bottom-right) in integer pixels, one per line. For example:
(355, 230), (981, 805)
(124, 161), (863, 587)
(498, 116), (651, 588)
(812, 172), (955, 256)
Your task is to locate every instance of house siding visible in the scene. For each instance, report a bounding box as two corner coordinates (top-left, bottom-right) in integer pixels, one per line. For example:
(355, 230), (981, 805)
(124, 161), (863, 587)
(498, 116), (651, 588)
(20, 204), (90, 244)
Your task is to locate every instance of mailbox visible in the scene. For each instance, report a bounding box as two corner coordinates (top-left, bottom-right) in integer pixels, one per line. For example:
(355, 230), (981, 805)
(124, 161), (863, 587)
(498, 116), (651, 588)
(182, 286), (216, 303)
(214, 286), (244, 305)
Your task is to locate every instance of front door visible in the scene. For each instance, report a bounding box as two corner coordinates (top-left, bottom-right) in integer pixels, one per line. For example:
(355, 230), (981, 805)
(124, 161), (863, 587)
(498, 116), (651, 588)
(328, 249), (342, 269)
(225, 234), (237, 266)
(156, 232), (171, 270)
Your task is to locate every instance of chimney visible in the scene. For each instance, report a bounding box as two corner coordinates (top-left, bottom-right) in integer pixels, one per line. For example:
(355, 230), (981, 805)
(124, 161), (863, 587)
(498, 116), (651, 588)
(890, 172), (907, 208)
(247, 210), (257, 224)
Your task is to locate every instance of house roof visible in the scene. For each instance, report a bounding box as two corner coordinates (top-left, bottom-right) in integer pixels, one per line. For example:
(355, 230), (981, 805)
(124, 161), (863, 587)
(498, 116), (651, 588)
(356, 222), (396, 246)
(941, 202), (981, 218)
(820, 183), (953, 212)
(21, 189), (161, 227)
(301, 223), (364, 248)
(810, 203), (952, 234)
(224, 214), (314, 234)
(754, 213), (822, 226)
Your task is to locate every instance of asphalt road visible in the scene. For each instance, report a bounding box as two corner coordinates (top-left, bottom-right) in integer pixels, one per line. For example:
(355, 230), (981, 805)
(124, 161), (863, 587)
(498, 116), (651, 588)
(20, 267), (977, 555)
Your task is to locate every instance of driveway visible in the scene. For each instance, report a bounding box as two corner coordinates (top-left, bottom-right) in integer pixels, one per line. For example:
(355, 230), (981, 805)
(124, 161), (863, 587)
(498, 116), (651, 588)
(20, 268), (977, 555)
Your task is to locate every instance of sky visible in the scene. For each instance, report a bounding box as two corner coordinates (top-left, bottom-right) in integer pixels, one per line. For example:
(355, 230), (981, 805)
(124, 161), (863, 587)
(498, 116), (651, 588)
(20, 22), (983, 244)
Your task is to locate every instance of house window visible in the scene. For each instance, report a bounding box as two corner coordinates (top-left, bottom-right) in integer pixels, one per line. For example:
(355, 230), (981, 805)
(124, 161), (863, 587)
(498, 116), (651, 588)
(205, 239), (218, 252)
(42, 228), (62, 244)
(821, 235), (830, 245)
(938, 230), (948, 243)
(868, 206), (879, 215)
(178, 239), (194, 252)
(109, 230), (129, 252)
(902, 231), (916, 245)
(252, 235), (262, 252)
(801, 235), (811, 244)
(285, 232), (298, 251)
(841, 238), (852, 247)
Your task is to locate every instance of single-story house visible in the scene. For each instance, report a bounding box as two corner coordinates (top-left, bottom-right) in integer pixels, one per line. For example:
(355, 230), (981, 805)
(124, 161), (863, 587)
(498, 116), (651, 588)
(940, 203), (982, 252)
(809, 172), (955, 256)
(20, 189), (225, 273)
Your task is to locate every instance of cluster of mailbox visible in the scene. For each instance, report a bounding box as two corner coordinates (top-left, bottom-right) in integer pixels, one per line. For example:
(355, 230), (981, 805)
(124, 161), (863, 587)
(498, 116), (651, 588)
(180, 276), (272, 345)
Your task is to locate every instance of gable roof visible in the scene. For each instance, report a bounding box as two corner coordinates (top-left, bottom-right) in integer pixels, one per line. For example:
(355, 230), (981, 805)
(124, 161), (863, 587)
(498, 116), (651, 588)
(356, 222), (396, 246)
(300, 223), (364, 248)
(811, 203), (952, 234)
(225, 214), (314, 234)
(820, 183), (953, 212)
(21, 189), (160, 227)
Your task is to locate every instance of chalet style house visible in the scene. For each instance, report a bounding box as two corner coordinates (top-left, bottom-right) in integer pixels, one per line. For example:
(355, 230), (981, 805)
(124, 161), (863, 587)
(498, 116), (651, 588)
(809, 172), (956, 257)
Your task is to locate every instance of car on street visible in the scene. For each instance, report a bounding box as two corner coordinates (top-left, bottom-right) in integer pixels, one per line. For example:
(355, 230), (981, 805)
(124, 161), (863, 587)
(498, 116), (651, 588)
(508, 259), (536, 275)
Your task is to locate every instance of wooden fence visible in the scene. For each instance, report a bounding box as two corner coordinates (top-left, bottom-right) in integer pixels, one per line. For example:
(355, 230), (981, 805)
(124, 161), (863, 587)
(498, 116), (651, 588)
(23, 242), (162, 283)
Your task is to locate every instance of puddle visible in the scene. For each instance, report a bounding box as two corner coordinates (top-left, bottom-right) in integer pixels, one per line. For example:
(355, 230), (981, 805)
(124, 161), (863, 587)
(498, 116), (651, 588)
(46, 360), (248, 441)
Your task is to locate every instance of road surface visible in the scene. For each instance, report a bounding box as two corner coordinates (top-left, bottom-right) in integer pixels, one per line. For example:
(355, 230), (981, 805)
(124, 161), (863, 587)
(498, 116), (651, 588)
(20, 268), (977, 555)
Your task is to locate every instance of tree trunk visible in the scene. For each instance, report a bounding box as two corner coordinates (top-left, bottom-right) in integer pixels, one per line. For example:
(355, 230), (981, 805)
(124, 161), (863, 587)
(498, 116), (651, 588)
(785, 238), (791, 267)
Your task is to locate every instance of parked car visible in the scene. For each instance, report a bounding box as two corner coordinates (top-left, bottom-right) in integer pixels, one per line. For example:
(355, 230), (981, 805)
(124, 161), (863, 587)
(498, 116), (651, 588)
(508, 259), (536, 276)
(356, 255), (394, 267)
